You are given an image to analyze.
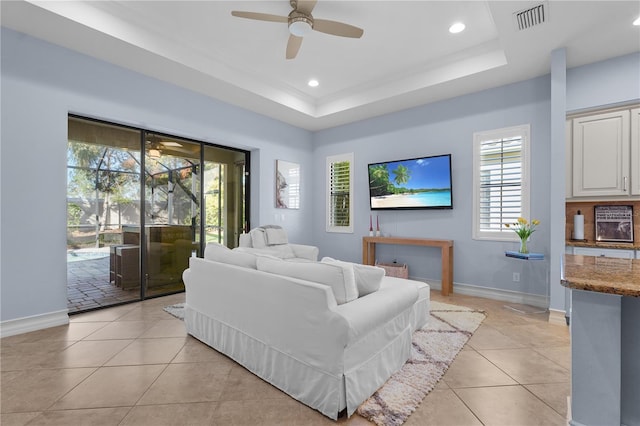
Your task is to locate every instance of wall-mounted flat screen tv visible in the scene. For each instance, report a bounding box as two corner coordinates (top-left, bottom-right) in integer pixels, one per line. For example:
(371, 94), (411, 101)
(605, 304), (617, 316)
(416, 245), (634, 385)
(368, 154), (453, 210)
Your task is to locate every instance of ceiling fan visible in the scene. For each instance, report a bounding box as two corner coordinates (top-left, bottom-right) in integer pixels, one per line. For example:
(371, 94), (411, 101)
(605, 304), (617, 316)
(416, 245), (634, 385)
(231, 0), (364, 59)
(146, 136), (185, 158)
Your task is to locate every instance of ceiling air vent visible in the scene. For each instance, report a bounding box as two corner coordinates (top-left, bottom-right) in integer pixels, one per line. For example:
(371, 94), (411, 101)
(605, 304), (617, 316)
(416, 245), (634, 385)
(513, 2), (547, 31)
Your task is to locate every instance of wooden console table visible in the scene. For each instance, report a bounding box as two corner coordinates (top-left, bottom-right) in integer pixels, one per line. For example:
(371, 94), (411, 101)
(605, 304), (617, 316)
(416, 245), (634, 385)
(362, 236), (454, 296)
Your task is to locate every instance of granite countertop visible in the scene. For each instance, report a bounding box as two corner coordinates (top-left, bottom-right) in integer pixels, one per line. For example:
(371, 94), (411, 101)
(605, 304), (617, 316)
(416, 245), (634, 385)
(566, 240), (640, 250)
(561, 254), (640, 297)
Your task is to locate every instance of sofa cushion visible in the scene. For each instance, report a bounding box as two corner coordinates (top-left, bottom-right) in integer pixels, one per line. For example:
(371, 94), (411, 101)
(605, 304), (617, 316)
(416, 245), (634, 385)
(250, 228), (268, 248)
(265, 227), (288, 245)
(235, 245), (296, 259)
(256, 257), (358, 305)
(238, 233), (252, 248)
(353, 264), (385, 296)
(204, 243), (257, 269)
(321, 257), (384, 297)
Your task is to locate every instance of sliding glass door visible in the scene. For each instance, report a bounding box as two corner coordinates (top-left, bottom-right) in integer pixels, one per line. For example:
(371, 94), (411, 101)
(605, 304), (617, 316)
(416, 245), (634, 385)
(141, 134), (200, 296)
(67, 116), (249, 313)
(67, 117), (142, 311)
(203, 144), (247, 247)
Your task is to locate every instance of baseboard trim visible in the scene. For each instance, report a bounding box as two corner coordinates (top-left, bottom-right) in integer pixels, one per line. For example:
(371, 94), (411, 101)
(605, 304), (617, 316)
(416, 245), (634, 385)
(548, 309), (568, 326)
(413, 277), (548, 308)
(0, 309), (69, 338)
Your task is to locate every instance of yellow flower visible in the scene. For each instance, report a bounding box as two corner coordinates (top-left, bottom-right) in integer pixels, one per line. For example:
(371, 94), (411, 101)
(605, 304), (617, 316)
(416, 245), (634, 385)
(504, 217), (540, 240)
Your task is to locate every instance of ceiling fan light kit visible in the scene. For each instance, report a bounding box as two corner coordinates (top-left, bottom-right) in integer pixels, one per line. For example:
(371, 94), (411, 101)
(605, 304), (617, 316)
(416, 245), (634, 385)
(289, 15), (313, 37)
(231, 0), (363, 59)
(449, 22), (466, 34)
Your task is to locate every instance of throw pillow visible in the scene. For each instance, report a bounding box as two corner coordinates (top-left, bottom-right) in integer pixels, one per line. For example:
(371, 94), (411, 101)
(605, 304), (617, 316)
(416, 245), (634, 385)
(263, 244), (295, 259)
(256, 257), (357, 305)
(234, 245), (296, 259)
(322, 257), (384, 297)
(352, 263), (385, 296)
(249, 228), (267, 248)
(264, 227), (288, 245)
(238, 233), (252, 248)
(234, 247), (284, 262)
(204, 242), (257, 269)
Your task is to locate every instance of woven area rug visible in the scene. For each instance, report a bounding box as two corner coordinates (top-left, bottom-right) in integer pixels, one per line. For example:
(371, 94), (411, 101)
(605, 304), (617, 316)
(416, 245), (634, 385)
(164, 301), (485, 426)
(357, 301), (485, 426)
(163, 303), (185, 320)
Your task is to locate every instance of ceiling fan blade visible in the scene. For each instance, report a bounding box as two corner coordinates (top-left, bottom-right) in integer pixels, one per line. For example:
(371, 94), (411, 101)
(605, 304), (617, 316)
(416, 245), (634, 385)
(231, 11), (288, 23)
(313, 19), (363, 38)
(286, 35), (303, 59)
(159, 141), (183, 147)
(295, 0), (317, 15)
(168, 146), (197, 155)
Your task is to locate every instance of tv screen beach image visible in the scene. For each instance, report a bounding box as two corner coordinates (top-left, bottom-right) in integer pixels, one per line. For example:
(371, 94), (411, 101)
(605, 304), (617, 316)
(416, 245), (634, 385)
(369, 155), (452, 209)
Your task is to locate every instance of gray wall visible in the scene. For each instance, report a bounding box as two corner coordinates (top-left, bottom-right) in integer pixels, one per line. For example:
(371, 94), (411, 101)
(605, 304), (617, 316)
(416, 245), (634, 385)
(567, 52), (640, 112)
(310, 51), (640, 299)
(312, 77), (552, 296)
(0, 28), (314, 322)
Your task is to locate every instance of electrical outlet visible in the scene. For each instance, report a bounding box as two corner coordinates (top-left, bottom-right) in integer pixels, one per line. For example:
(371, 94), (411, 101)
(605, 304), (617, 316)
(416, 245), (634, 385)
(513, 272), (520, 282)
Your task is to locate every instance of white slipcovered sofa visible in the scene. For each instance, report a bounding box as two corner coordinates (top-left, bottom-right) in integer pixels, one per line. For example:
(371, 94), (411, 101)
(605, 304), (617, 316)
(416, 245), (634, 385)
(183, 242), (430, 420)
(236, 225), (319, 261)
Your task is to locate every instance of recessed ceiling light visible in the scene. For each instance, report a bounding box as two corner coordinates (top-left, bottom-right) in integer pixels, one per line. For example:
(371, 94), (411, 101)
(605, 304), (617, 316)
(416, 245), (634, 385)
(634, 16), (640, 26)
(308, 79), (319, 87)
(449, 22), (465, 34)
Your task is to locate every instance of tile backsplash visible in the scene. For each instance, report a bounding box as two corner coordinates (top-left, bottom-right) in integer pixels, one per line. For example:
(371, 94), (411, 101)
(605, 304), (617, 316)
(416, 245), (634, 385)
(566, 201), (640, 244)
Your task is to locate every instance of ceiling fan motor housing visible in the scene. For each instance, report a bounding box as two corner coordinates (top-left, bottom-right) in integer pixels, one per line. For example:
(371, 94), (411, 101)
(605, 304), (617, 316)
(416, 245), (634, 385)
(288, 11), (313, 36)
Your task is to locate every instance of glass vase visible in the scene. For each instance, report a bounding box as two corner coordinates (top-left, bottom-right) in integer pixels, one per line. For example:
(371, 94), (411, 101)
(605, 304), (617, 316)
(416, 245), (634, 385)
(519, 238), (528, 254)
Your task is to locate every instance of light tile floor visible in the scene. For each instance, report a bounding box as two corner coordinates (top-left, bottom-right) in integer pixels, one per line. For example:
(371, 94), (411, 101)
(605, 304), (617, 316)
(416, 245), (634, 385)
(1, 291), (570, 426)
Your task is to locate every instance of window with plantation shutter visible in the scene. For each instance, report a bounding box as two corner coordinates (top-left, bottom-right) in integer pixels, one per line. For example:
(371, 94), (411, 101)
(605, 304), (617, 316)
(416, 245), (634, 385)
(326, 153), (354, 233)
(472, 125), (530, 241)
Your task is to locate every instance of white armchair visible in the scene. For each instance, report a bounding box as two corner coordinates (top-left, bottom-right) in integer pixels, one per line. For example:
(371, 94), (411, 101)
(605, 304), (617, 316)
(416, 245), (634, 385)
(237, 225), (319, 261)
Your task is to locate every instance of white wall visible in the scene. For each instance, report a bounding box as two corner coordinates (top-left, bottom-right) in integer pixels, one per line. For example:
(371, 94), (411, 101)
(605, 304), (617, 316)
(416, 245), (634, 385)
(0, 28), (313, 324)
(312, 76), (552, 299)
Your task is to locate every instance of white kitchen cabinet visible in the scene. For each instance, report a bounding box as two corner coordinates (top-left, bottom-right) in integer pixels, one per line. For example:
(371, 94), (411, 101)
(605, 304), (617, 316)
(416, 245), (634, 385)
(572, 110), (630, 197)
(631, 108), (640, 195)
(572, 246), (635, 259)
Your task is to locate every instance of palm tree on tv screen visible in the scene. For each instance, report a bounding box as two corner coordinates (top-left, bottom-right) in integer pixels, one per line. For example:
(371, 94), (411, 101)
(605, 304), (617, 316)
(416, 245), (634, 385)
(392, 164), (411, 191)
(369, 164), (390, 197)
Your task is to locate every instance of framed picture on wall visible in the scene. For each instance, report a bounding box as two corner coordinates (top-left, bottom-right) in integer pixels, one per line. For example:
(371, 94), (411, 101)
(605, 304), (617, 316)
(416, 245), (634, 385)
(594, 205), (634, 243)
(275, 160), (300, 209)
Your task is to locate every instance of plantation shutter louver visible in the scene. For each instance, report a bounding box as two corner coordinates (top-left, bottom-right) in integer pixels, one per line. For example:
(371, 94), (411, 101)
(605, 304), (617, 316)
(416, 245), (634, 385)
(473, 124), (530, 241)
(326, 153), (354, 233)
(330, 161), (350, 227)
(479, 136), (523, 231)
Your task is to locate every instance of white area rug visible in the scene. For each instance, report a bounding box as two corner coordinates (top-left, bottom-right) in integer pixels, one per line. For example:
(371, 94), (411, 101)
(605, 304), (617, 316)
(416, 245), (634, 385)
(163, 301), (485, 425)
(163, 303), (185, 320)
(357, 301), (486, 425)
